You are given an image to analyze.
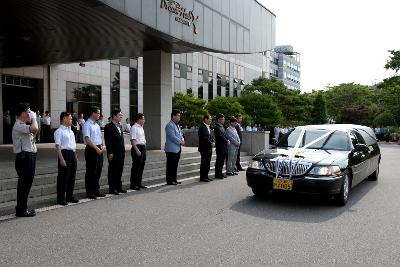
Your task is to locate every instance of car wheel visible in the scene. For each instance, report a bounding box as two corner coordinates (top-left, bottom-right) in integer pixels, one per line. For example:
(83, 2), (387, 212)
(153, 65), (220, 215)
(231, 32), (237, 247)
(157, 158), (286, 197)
(367, 164), (379, 181)
(334, 174), (350, 206)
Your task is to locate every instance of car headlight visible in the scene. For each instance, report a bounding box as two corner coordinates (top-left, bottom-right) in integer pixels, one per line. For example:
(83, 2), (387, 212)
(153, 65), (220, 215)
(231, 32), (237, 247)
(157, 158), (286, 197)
(309, 165), (341, 176)
(248, 160), (265, 170)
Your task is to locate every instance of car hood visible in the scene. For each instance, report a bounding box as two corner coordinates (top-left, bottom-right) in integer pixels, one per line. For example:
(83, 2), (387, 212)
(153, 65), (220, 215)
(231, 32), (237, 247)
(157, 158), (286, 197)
(254, 147), (349, 166)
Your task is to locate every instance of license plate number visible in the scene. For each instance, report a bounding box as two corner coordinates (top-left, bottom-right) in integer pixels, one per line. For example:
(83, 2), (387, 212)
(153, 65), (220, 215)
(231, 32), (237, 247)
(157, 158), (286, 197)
(273, 178), (293, 191)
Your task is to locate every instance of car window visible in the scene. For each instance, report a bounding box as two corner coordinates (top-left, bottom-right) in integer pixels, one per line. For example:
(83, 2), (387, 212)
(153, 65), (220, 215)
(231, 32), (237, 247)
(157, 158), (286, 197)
(349, 130), (366, 146)
(357, 128), (377, 146)
(277, 128), (350, 150)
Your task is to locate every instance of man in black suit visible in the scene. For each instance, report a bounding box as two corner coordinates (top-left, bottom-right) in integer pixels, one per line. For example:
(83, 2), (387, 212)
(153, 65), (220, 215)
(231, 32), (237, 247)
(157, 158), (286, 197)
(198, 114), (214, 182)
(214, 113), (230, 179)
(104, 109), (127, 195)
(235, 114), (245, 171)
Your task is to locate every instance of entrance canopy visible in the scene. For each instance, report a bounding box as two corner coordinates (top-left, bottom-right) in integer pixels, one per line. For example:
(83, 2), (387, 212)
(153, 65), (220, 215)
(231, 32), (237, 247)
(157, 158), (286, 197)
(0, 0), (276, 68)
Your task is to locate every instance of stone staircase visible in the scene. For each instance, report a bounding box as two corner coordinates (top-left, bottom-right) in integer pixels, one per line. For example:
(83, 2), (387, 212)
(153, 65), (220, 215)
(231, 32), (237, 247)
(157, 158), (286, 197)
(0, 145), (253, 216)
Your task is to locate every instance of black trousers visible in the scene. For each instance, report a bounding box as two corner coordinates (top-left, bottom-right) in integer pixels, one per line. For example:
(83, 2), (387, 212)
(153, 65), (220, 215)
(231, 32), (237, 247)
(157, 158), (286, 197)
(108, 153), (125, 191)
(15, 152), (36, 213)
(85, 145), (104, 195)
(166, 151), (181, 183)
(130, 145), (146, 187)
(200, 149), (212, 179)
(215, 146), (227, 176)
(236, 144), (242, 168)
(57, 150), (77, 202)
(42, 124), (51, 142)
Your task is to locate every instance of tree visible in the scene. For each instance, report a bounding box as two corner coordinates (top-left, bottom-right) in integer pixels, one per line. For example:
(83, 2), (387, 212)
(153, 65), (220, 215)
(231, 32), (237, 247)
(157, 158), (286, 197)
(339, 105), (375, 125)
(310, 93), (327, 124)
(377, 77), (400, 125)
(385, 50), (400, 73)
(323, 83), (375, 121)
(373, 111), (396, 127)
(172, 93), (208, 127)
(238, 92), (282, 128)
(206, 96), (245, 120)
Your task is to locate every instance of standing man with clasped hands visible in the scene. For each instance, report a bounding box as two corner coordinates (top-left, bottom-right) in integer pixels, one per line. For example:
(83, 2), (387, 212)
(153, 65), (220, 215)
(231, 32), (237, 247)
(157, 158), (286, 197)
(165, 109), (185, 185)
(214, 113), (230, 179)
(54, 112), (79, 205)
(104, 109), (127, 195)
(12, 103), (38, 217)
(82, 106), (106, 199)
(130, 113), (147, 190)
(198, 114), (214, 182)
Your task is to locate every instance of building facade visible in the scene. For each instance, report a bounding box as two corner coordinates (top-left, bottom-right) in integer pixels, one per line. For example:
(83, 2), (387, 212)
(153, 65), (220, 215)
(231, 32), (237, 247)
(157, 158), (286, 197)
(0, 0), (276, 147)
(269, 45), (301, 90)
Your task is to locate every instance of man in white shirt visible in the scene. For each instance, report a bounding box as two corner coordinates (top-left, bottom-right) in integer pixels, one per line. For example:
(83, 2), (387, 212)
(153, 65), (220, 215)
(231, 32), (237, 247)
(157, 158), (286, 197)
(12, 103), (38, 217)
(82, 106), (105, 199)
(130, 113), (147, 190)
(54, 112), (79, 205)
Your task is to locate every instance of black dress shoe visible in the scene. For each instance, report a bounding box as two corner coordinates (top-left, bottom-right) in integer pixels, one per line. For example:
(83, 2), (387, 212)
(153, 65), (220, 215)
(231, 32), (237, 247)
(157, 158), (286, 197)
(66, 198), (79, 203)
(200, 178), (210, 182)
(166, 182), (175, 185)
(226, 172), (235, 176)
(237, 167), (245, 171)
(234, 172), (239, 175)
(222, 174), (227, 178)
(117, 189), (127, 193)
(57, 200), (68, 206)
(94, 192), (106, 197)
(208, 178), (214, 181)
(215, 175), (224, 179)
(16, 209), (36, 217)
(87, 194), (97, 199)
(130, 185), (140, 190)
(109, 190), (119, 195)
(175, 181), (182, 184)
(139, 185), (148, 189)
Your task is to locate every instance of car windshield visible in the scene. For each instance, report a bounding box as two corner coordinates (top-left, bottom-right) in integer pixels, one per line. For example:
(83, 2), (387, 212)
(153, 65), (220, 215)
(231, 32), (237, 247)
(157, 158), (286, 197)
(277, 128), (350, 151)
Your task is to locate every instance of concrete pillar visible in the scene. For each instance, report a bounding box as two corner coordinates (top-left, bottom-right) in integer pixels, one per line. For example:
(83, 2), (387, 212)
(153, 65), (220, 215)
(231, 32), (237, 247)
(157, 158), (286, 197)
(120, 65), (130, 119)
(0, 75), (3, 144)
(143, 50), (173, 150)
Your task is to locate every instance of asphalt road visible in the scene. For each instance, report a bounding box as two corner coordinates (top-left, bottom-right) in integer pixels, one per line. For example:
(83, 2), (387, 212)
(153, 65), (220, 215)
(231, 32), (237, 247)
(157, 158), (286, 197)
(1, 143), (399, 266)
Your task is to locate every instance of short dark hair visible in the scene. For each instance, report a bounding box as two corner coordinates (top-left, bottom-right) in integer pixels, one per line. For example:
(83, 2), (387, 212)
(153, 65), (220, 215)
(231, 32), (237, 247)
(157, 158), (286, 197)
(60, 112), (70, 121)
(89, 106), (100, 116)
(203, 114), (211, 121)
(15, 103), (30, 117)
(229, 117), (238, 123)
(111, 109), (121, 118)
(171, 109), (181, 118)
(135, 113), (144, 122)
(235, 114), (242, 118)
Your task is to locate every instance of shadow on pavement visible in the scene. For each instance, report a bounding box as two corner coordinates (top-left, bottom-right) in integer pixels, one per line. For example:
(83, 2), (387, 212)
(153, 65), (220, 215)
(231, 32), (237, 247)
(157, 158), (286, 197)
(230, 179), (377, 223)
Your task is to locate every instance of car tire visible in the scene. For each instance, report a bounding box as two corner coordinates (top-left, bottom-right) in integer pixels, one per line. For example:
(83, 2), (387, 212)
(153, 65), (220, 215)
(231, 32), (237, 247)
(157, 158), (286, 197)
(367, 164), (379, 181)
(334, 174), (350, 206)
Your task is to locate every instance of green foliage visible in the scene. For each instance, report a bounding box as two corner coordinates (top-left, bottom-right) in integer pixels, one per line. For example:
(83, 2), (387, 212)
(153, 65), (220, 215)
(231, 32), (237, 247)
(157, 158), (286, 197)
(323, 83), (375, 121)
(172, 93), (208, 127)
(373, 111), (396, 126)
(206, 96), (245, 118)
(310, 93), (327, 124)
(385, 50), (400, 73)
(338, 105), (375, 126)
(238, 92), (283, 128)
(377, 76), (400, 125)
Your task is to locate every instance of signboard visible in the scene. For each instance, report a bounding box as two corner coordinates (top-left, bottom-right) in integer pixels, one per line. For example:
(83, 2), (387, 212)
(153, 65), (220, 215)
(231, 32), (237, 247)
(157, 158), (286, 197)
(160, 0), (200, 34)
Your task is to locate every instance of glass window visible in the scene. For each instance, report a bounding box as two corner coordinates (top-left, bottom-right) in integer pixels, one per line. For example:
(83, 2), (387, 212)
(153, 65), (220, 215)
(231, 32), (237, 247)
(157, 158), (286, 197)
(66, 81), (102, 118)
(208, 82), (213, 100)
(208, 55), (213, 71)
(357, 128), (377, 146)
(129, 63), (138, 122)
(110, 63), (120, 111)
(198, 85), (203, 99)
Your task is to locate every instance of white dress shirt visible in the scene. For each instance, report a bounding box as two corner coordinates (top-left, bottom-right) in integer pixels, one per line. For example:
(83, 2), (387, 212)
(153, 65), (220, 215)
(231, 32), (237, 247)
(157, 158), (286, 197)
(54, 125), (76, 151)
(130, 123), (146, 145)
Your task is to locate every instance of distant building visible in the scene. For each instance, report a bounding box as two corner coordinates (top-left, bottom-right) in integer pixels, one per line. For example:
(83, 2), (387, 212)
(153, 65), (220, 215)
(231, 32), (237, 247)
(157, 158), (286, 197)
(269, 45), (301, 90)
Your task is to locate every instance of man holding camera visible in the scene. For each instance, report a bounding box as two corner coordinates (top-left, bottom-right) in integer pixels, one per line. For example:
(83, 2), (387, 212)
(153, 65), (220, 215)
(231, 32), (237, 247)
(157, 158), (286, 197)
(12, 103), (38, 217)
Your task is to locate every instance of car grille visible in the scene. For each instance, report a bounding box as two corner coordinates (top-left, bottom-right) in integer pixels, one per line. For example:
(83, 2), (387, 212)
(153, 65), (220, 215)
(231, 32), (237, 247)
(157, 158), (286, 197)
(263, 159), (313, 177)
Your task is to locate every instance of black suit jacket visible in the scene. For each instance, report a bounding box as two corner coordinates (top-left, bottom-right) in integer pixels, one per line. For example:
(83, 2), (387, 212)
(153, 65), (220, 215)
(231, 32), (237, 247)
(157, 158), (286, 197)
(214, 123), (228, 150)
(235, 124), (243, 141)
(198, 123), (214, 152)
(104, 122), (125, 158)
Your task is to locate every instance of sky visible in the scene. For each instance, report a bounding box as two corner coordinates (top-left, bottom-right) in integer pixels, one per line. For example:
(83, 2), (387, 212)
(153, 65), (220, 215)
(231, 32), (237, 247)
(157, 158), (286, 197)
(258, 0), (400, 91)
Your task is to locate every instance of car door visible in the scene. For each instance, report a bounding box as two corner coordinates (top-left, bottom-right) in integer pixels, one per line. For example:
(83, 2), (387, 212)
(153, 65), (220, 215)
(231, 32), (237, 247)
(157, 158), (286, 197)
(348, 130), (369, 185)
(356, 128), (380, 176)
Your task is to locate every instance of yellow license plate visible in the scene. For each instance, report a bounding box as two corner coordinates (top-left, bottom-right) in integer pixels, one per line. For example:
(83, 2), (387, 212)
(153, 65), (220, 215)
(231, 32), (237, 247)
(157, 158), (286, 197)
(273, 178), (293, 191)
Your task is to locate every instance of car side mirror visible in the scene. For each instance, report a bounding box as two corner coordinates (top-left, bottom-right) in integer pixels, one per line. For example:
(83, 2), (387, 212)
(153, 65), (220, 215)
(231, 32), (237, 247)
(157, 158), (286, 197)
(354, 144), (369, 152)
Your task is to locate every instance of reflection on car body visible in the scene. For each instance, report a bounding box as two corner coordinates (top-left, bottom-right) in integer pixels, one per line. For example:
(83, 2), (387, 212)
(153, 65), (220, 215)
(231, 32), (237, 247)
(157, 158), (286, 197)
(246, 124), (381, 206)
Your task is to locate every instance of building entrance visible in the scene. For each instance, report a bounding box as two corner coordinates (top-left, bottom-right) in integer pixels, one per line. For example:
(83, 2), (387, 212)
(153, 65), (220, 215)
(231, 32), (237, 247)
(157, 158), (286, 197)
(1, 75), (43, 144)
